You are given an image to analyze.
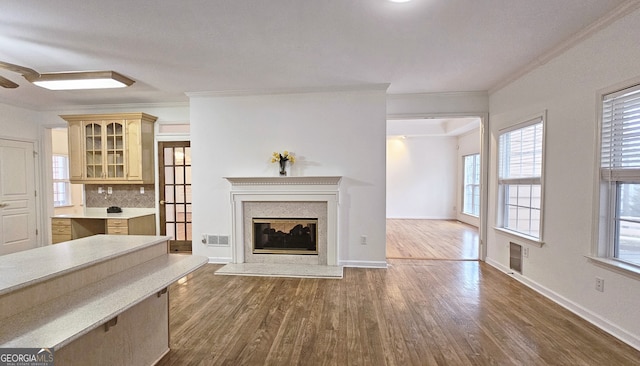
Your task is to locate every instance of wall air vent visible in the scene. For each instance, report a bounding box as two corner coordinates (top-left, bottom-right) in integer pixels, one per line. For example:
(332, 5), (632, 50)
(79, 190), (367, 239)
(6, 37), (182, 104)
(509, 242), (523, 274)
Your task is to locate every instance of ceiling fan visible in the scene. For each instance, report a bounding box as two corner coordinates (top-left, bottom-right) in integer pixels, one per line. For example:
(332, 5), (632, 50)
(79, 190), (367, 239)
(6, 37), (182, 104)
(0, 61), (39, 89)
(0, 60), (135, 90)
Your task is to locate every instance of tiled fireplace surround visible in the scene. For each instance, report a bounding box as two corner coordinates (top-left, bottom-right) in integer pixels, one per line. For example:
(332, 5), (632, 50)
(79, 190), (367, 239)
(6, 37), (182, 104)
(226, 177), (341, 267)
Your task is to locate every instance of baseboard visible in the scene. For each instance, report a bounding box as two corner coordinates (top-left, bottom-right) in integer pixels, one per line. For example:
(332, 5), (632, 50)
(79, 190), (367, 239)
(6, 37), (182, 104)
(339, 260), (388, 268)
(485, 258), (640, 351)
(207, 257), (232, 264)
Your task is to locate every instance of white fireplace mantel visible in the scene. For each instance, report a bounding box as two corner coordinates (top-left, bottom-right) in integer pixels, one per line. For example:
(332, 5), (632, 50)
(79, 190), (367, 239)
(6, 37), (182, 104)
(225, 176), (342, 266)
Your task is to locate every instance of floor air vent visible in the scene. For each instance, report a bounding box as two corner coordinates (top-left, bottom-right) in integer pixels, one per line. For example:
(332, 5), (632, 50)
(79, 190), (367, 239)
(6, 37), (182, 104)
(509, 242), (522, 274)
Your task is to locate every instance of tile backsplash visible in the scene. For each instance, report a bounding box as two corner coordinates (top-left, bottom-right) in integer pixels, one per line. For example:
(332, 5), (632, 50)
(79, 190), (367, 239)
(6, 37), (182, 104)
(85, 184), (155, 208)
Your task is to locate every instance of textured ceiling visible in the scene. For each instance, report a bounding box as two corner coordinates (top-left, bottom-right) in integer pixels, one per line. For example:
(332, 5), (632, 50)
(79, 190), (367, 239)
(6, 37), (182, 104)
(0, 0), (632, 109)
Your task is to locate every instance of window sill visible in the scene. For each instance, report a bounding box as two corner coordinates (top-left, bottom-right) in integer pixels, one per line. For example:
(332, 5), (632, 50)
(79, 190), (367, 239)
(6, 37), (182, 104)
(493, 227), (544, 247)
(586, 256), (640, 281)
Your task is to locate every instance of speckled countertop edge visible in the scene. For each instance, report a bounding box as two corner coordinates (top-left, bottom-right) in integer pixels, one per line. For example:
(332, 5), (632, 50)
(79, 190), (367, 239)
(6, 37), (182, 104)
(0, 254), (208, 349)
(0, 235), (171, 296)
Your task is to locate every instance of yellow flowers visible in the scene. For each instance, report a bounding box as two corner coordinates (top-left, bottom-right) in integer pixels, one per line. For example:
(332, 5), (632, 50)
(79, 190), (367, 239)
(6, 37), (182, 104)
(271, 151), (295, 163)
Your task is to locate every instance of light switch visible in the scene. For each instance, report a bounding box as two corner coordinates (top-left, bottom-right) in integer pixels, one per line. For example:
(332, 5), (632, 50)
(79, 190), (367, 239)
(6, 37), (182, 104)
(140, 187), (145, 194)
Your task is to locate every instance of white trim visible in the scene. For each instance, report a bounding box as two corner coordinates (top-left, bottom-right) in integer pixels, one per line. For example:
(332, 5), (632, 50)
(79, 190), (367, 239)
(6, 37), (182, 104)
(494, 227), (545, 247)
(208, 256), (232, 264)
(339, 260), (388, 268)
(586, 256), (640, 281)
(485, 258), (640, 351)
(226, 177), (341, 266)
(496, 111), (547, 241)
(188, 83), (390, 98)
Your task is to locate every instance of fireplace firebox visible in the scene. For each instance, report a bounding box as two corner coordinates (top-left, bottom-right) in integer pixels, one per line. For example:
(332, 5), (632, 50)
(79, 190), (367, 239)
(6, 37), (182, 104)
(253, 218), (318, 255)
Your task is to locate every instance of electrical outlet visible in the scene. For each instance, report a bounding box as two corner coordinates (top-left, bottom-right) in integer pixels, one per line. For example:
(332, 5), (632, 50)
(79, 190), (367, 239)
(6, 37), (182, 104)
(595, 277), (605, 292)
(523, 247), (529, 258)
(98, 187), (103, 194)
(107, 187), (113, 194)
(140, 187), (145, 194)
(360, 235), (367, 245)
(201, 234), (206, 244)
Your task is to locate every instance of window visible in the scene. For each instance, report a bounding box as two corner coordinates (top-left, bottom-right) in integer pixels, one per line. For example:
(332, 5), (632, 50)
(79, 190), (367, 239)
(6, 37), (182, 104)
(599, 83), (640, 267)
(463, 154), (480, 216)
(53, 155), (71, 207)
(498, 117), (544, 240)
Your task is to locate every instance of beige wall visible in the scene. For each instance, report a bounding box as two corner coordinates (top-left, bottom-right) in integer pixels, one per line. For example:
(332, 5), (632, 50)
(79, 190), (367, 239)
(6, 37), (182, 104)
(51, 128), (84, 215)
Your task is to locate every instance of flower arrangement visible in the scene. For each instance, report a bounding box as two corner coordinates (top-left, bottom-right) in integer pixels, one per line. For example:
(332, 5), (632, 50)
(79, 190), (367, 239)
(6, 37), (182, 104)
(271, 151), (295, 175)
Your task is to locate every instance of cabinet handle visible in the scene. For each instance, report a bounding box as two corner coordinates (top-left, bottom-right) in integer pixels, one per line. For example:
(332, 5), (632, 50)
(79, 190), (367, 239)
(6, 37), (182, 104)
(0, 203), (8, 208)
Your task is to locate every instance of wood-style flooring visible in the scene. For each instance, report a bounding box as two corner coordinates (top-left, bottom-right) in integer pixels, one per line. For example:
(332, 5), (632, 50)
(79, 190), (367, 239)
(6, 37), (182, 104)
(157, 261), (640, 366)
(387, 219), (479, 260)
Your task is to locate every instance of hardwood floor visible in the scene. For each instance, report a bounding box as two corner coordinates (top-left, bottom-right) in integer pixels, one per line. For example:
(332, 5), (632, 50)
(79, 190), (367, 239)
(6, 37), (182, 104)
(157, 262), (640, 366)
(387, 219), (479, 260)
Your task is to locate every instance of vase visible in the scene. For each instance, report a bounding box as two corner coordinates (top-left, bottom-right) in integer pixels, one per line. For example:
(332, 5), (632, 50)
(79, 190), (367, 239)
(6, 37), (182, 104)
(279, 159), (287, 176)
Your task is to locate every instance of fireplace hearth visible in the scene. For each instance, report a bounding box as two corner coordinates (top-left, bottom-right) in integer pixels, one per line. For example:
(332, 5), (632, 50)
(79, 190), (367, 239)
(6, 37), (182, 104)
(253, 218), (318, 255)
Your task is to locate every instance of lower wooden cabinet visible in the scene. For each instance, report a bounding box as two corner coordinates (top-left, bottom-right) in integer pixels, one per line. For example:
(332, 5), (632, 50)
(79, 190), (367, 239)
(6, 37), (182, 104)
(52, 214), (156, 243)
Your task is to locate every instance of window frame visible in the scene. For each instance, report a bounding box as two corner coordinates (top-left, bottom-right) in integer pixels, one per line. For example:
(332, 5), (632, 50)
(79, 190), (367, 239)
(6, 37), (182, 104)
(52, 154), (72, 207)
(496, 114), (546, 244)
(462, 153), (481, 217)
(593, 80), (640, 274)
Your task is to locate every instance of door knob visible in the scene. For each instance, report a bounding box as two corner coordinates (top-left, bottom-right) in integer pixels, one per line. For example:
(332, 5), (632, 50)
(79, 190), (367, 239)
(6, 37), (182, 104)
(159, 200), (166, 205)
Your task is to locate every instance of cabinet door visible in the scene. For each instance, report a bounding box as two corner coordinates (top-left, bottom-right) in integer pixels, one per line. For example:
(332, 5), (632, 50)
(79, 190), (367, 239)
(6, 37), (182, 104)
(84, 122), (104, 179)
(67, 121), (84, 180)
(126, 119), (142, 181)
(105, 121), (125, 179)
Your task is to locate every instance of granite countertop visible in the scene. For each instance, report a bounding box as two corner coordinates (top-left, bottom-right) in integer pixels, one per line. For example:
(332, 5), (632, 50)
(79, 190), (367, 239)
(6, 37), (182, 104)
(0, 235), (170, 296)
(52, 208), (156, 220)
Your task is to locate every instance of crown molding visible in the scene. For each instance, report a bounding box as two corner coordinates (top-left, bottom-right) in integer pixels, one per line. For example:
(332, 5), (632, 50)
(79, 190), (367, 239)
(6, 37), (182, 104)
(386, 90), (488, 99)
(489, 0), (640, 94)
(186, 83), (390, 98)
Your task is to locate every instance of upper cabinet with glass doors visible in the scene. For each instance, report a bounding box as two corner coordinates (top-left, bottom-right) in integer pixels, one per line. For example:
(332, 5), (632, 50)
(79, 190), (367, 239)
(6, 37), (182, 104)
(61, 113), (157, 184)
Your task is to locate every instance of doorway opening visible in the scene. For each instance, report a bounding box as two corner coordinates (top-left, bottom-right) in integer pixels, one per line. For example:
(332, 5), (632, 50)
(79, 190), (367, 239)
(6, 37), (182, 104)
(386, 116), (484, 261)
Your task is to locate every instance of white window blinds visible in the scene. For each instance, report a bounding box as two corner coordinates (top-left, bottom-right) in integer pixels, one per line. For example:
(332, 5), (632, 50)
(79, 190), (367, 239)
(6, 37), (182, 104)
(601, 84), (640, 181)
(499, 118), (543, 182)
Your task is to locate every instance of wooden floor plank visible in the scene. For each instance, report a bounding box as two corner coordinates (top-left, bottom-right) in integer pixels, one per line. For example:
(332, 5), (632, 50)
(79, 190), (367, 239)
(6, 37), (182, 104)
(157, 261), (640, 366)
(386, 219), (479, 260)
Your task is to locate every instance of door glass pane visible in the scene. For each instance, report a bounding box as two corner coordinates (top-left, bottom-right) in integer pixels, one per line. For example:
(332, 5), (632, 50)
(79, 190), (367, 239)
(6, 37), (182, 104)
(164, 167), (174, 184)
(165, 186), (175, 203)
(175, 166), (184, 185)
(185, 166), (192, 184)
(165, 204), (175, 221)
(174, 147), (185, 165)
(164, 147), (174, 165)
(165, 224), (175, 240)
(175, 186), (185, 203)
(185, 147), (191, 165)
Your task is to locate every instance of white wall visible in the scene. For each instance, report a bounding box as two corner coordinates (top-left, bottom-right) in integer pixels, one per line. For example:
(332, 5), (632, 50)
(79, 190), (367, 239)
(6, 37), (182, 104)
(386, 136), (457, 219)
(487, 8), (640, 349)
(456, 129), (481, 226)
(0, 103), (43, 140)
(190, 88), (387, 267)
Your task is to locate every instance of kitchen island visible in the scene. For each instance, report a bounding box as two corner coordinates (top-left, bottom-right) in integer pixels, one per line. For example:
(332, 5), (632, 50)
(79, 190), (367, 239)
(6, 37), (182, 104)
(0, 235), (207, 365)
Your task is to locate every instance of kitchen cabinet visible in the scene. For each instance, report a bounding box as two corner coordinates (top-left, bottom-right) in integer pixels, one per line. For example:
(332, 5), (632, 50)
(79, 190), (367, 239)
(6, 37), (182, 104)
(51, 213), (156, 244)
(61, 113), (157, 184)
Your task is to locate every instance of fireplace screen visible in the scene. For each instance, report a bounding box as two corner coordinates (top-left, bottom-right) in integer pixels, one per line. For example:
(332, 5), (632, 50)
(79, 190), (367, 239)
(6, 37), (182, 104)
(253, 218), (318, 255)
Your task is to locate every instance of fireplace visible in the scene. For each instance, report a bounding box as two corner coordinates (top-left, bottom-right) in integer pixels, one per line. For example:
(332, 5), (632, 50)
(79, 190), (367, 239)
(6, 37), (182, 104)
(225, 176), (341, 266)
(253, 218), (318, 255)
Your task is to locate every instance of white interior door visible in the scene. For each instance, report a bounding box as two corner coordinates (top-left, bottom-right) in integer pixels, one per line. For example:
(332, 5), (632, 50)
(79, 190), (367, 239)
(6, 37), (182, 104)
(0, 139), (38, 255)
